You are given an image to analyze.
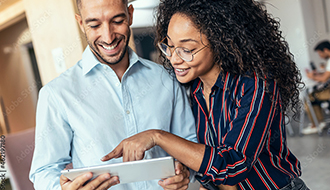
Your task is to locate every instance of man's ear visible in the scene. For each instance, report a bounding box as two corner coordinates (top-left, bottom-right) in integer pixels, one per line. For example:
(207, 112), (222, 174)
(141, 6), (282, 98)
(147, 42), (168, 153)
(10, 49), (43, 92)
(75, 13), (85, 33)
(127, 4), (134, 26)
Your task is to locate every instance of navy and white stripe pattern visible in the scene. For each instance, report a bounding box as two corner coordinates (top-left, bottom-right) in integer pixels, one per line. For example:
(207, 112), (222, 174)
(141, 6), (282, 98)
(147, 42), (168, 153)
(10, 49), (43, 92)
(191, 72), (301, 189)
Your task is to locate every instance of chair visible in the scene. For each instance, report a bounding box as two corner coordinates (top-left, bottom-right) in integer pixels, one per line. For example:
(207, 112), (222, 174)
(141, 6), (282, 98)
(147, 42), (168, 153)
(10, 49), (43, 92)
(6, 128), (35, 190)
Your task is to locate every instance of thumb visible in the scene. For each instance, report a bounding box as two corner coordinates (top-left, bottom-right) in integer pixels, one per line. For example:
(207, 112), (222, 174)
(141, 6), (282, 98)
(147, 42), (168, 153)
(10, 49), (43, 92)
(175, 161), (184, 175)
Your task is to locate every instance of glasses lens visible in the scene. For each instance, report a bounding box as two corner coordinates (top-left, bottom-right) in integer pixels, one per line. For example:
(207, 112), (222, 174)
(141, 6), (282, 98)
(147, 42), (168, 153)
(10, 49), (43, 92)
(158, 43), (171, 57)
(176, 48), (193, 62)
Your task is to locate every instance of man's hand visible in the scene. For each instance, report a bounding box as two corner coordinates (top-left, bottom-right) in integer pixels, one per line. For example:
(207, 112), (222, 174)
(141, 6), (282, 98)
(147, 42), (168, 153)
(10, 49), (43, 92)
(306, 70), (314, 80)
(60, 172), (119, 190)
(101, 130), (158, 162)
(158, 161), (190, 190)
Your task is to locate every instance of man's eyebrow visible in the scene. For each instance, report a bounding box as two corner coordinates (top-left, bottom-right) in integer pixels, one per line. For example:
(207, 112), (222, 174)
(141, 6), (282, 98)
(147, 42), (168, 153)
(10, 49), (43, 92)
(85, 13), (127, 24)
(85, 18), (99, 24)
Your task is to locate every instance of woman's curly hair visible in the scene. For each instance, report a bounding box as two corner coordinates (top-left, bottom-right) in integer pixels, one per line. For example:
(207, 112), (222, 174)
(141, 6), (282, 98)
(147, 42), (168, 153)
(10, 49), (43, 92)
(155, 0), (304, 118)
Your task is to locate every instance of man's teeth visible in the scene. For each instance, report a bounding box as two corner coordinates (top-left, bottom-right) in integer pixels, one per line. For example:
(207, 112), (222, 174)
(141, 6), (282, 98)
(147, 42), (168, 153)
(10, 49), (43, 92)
(176, 68), (187, 72)
(102, 43), (117, 50)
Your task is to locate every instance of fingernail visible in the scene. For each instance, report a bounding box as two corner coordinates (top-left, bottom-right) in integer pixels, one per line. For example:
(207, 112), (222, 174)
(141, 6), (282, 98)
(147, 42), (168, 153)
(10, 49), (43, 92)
(104, 174), (110, 179)
(85, 173), (92, 178)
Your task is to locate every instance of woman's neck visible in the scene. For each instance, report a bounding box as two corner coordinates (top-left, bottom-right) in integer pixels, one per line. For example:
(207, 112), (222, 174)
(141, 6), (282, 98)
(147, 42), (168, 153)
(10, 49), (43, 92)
(199, 64), (221, 93)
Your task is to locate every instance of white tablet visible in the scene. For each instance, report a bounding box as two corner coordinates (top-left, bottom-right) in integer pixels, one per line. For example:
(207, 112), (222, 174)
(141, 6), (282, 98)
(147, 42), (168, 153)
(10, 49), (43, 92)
(61, 156), (175, 184)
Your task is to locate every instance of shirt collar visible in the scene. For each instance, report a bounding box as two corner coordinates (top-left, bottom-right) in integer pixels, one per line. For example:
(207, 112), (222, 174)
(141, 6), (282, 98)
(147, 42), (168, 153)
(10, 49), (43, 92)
(191, 72), (225, 95)
(81, 46), (150, 75)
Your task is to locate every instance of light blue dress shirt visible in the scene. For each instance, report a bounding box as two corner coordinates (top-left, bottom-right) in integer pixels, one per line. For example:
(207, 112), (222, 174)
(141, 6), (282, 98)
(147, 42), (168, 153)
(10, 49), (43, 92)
(29, 47), (197, 190)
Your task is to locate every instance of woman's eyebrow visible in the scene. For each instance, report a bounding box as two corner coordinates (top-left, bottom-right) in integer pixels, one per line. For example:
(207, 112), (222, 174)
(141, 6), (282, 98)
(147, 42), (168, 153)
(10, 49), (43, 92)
(166, 35), (199, 43)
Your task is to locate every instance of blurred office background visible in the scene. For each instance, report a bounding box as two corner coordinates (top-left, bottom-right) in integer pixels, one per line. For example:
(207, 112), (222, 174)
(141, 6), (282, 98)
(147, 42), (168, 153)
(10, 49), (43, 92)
(0, 0), (330, 189)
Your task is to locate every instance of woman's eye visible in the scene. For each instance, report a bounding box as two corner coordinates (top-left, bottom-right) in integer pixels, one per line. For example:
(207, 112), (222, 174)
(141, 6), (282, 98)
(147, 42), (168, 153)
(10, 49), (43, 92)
(183, 48), (192, 53)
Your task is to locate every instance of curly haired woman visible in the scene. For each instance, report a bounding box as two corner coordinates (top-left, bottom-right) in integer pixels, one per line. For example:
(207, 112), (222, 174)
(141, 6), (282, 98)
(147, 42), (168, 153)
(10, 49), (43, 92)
(103, 0), (308, 189)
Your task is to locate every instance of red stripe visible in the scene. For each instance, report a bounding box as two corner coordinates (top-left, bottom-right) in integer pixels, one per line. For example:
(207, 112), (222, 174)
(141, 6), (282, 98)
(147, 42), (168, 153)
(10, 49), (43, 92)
(196, 106), (200, 142)
(253, 166), (271, 190)
(204, 147), (214, 175)
(246, 179), (255, 190)
(228, 167), (247, 177)
(193, 80), (202, 94)
(258, 158), (279, 189)
(234, 76), (258, 149)
(243, 79), (265, 155)
(251, 81), (276, 160)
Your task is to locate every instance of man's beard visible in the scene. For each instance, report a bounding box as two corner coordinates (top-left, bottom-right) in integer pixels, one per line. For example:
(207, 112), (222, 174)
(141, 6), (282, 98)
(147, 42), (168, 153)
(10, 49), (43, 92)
(87, 31), (131, 65)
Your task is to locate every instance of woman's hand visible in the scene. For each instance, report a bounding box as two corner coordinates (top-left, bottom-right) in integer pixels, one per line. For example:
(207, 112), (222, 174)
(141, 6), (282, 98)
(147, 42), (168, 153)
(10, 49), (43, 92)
(101, 130), (159, 162)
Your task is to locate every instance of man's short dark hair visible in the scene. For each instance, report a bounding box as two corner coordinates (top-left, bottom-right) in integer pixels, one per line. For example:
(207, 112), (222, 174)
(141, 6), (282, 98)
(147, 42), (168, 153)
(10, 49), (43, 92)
(314, 41), (330, 52)
(76, 0), (128, 14)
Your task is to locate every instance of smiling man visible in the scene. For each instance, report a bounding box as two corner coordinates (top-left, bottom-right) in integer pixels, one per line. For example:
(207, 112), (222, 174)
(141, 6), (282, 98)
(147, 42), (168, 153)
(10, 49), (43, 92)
(29, 0), (197, 189)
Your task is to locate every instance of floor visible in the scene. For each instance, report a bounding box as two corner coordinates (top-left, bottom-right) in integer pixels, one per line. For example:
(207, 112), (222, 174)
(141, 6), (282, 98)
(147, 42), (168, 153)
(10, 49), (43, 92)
(286, 118), (330, 190)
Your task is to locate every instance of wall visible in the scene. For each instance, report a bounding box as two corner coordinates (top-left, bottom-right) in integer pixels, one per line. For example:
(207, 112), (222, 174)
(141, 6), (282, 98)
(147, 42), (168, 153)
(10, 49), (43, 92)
(264, 0), (311, 79)
(22, 0), (86, 85)
(264, 0), (330, 78)
(0, 18), (37, 133)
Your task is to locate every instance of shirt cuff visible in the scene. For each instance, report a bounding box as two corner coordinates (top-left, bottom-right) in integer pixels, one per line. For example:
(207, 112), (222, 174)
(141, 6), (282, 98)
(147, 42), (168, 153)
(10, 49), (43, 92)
(198, 145), (214, 175)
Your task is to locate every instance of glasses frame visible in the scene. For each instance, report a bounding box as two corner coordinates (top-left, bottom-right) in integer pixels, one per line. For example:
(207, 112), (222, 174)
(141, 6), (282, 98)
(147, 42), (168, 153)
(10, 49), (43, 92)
(157, 37), (209, 62)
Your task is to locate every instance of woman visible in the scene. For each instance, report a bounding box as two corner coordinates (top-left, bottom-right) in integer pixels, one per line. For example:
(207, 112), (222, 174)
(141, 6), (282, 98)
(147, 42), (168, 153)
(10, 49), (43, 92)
(103, 0), (308, 189)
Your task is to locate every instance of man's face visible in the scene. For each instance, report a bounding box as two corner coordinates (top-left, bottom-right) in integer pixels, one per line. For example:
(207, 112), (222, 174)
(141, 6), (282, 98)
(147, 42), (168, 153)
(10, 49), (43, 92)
(76, 0), (133, 65)
(317, 50), (330, 60)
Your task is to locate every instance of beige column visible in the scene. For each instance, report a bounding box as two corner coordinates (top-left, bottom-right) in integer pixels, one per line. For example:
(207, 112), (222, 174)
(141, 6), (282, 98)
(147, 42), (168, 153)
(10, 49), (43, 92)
(22, 0), (86, 84)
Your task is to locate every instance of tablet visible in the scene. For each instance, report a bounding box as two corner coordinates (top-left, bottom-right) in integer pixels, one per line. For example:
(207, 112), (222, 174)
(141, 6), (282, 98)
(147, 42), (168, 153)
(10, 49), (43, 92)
(61, 156), (175, 184)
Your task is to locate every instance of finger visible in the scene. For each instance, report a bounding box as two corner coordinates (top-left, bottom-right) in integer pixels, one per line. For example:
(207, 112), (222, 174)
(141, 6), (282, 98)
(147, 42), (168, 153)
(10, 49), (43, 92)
(159, 174), (186, 187)
(174, 161), (184, 175)
(95, 176), (120, 190)
(60, 174), (70, 186)
(159, 178), (190, 190)
(82, 173), (111, 190)
(101, 144), (123, 161)
(70, 172), (93, 189)
(123, 145), (130, 162)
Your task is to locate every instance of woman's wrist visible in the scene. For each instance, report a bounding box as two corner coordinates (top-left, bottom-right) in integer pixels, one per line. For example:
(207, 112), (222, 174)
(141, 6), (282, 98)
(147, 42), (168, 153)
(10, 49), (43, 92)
(151, 129), (167, 147)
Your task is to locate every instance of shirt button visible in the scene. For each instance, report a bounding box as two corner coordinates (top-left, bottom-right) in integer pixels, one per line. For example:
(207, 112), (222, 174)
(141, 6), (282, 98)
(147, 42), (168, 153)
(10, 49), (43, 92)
(103, 65), (107, 69)
(126, 110), (130, 114)
(116, 83), (120, 86)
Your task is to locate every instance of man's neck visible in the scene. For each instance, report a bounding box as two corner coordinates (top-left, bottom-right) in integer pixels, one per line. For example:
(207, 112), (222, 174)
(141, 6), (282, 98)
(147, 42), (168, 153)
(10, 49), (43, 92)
(107, 56), (129, 82)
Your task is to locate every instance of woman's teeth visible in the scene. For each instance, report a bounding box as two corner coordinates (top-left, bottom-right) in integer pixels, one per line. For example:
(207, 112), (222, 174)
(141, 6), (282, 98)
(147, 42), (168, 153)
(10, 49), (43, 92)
(176, 68), (187, 72)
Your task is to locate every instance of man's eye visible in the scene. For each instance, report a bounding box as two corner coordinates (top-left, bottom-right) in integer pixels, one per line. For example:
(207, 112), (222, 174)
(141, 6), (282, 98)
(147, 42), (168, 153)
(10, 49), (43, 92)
(90, 25), (100, 28)
(114, 20), (124, 24)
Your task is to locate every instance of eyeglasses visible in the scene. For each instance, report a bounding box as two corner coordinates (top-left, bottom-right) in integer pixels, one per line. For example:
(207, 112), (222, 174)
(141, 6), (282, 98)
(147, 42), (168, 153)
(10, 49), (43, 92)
(157, 37), (209, 62)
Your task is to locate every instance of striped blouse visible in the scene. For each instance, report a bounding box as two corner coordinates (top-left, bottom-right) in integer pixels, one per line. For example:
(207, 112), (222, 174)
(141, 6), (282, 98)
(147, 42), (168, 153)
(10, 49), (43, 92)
(191, 72), (301, 189)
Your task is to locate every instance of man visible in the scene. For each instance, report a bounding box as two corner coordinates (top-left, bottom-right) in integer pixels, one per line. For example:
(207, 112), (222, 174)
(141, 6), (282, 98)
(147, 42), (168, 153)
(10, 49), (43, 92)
(29, 0), (197, 189)
(304, 40), (330, 134)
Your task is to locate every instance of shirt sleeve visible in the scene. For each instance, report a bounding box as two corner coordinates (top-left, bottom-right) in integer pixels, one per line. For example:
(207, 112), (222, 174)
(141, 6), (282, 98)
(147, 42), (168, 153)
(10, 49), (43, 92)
(198, 78), (278, 186)
(171, 80), (198, 182)
(29, 85), (73, 190)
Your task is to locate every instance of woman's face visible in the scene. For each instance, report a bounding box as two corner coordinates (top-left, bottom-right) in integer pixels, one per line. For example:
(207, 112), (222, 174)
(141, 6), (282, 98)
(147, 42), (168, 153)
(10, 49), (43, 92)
(166, 13), (215, 84)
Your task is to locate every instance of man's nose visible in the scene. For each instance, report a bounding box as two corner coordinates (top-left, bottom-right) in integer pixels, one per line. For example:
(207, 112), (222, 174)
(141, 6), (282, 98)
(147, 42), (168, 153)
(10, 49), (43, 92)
(101, 24), (115, 44)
